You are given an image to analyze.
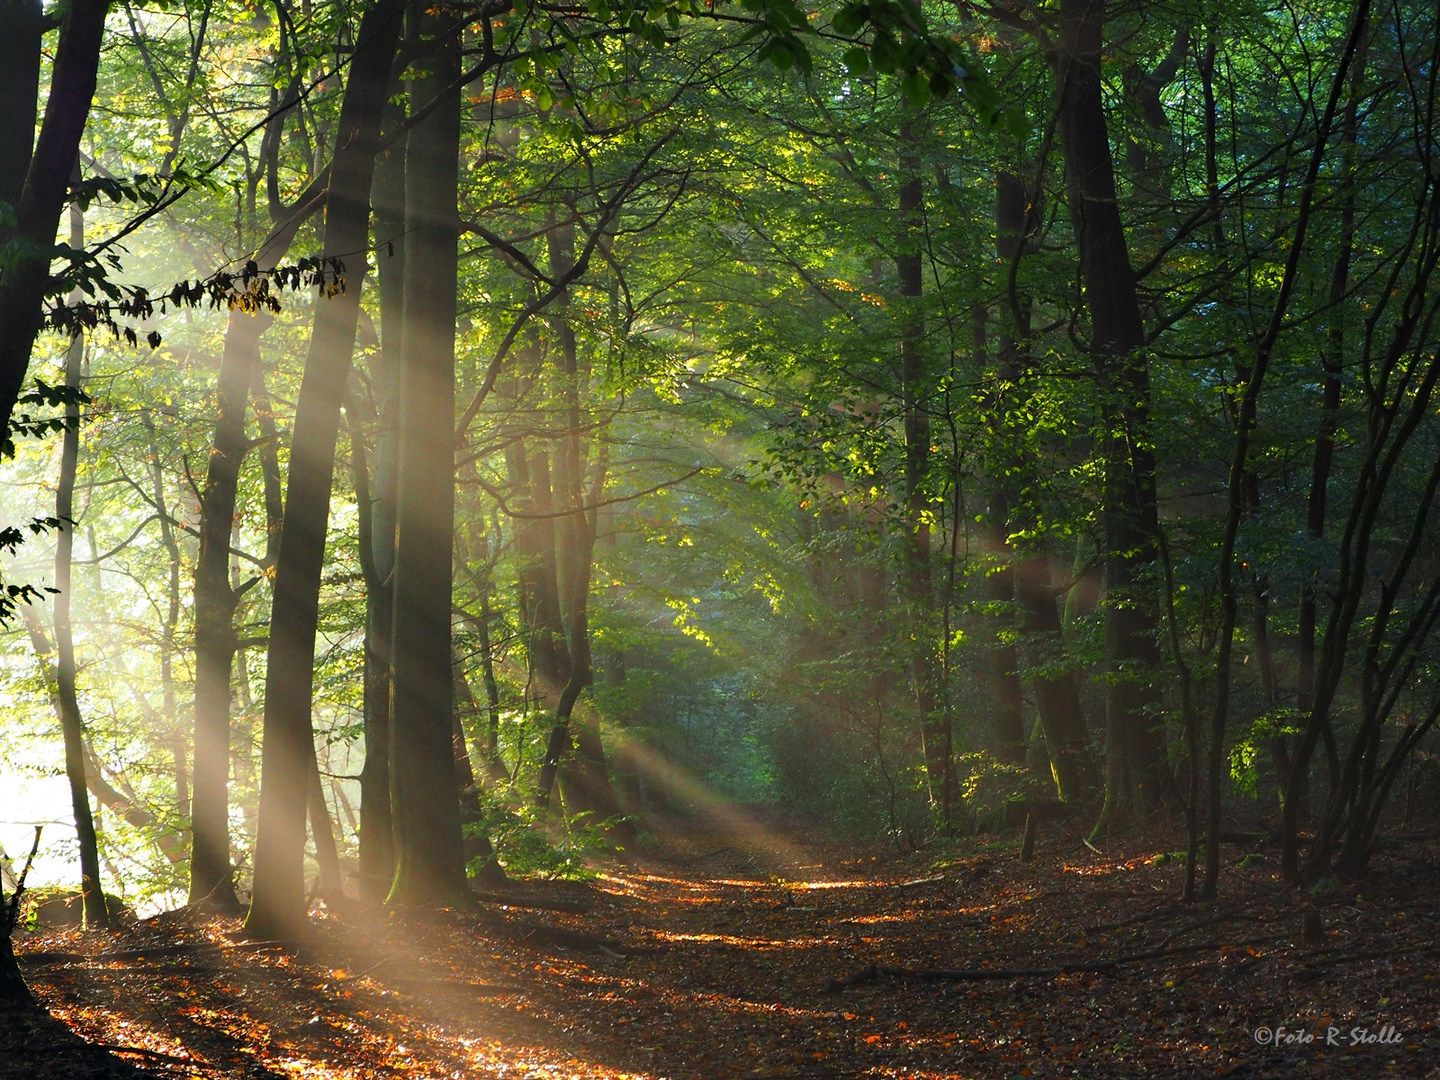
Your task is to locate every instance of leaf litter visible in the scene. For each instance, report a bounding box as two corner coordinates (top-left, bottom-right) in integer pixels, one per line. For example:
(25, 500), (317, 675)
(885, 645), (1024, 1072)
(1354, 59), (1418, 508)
(7, 827), (1440, 1079)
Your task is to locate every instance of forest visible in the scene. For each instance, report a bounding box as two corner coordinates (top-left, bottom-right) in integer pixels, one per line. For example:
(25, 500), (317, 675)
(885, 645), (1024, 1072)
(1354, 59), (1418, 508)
(1, 0), (1439, 1075)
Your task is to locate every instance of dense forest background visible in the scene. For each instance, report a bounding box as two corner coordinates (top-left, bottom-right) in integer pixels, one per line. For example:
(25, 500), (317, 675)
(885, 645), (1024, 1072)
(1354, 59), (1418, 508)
(2, 0), (1439, 943)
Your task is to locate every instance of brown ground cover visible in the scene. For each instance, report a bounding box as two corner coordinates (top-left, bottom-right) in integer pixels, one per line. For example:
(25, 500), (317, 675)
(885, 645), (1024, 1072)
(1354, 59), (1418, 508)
(7, 821), (1440, 1079)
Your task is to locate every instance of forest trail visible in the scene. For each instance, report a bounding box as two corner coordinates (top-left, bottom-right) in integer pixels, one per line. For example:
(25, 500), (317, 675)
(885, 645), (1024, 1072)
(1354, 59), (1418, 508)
(7, 819), (1440, 1079)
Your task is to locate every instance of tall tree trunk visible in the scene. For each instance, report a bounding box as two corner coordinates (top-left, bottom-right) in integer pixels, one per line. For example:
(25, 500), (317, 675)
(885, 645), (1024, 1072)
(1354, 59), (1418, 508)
(1206, 1), (1370, 898)
(0, 0), (43, 214)
(386, 14), (466, 906)
(897, 119), (950, 826)
(1015, 552), (1093, 801)
(1051, 0), (1167, 837)
(20, 605), (187, 868)
(982, 482), (1027, 767)
(246, 0), (404, 938)
(0, 0), (109, 444)
(535, 214), (616, 818)
(306, 754), (342, 897)
(988, 172), (1090, 797)
(452, 651), (507, 886)
(140, 411), (188, 824)
(53, 194), (108, 929)
(189, 311), (269, 910)
(523, 448), (570, 700)
(1293, 21), (1365, 814)
(477, 592), (506, 777)
(354, 101), (405, 903)
(974, 297), (1027, 769)
(189, 193), (320, 910)
(1281, 6), (1375, 879)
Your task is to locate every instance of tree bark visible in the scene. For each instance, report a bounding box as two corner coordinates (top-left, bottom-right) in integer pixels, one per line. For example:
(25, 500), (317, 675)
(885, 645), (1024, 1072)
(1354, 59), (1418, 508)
(0, 0), (109, 444)
(1206, 1), (1371, 897)
(24, 605), (189, 866)
(53, 194), (108, 929)
(1051, 0), (1167, 836)
(1294, 19), (1365, 811)
(189, 310), (269, 910)
(985, 171), (1091, 800)
(354, 101), (406, 903)
(0, 0), (43, 214)
(246, 0), (404, 938)
(521, 446), (570, 700)
(189, 186), (322, 910)
(1015, 553), (1092, 800)
(306, 754), (342, 898)
(982, 481), (1027, 768)
(896, 119), (950, 825)
(533, 214), (620, 822)
(386, 13), (466, 906)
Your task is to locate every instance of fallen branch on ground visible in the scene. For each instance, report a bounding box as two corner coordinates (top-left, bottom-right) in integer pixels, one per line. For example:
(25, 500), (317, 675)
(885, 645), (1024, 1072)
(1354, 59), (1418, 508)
(87, 1042), (209, 1068)
(895, 876), (945, 890)
(823, 933), (1292, 991)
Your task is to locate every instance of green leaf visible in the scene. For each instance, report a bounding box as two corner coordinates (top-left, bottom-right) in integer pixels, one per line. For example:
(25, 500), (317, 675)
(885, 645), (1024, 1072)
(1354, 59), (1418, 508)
(832, 3), (867, 35)
(901, 70), (931, 107)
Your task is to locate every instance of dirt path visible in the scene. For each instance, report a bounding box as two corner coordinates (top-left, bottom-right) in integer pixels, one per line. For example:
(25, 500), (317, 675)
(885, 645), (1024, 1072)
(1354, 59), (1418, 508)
(10, 826), (1440, 1078)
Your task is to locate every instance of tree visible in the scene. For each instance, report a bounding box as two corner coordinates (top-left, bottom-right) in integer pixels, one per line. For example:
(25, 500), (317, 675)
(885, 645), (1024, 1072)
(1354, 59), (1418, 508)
(385, 10), (467, 906)
(246, 0), (405, 938)
(0, 0), (110, 443)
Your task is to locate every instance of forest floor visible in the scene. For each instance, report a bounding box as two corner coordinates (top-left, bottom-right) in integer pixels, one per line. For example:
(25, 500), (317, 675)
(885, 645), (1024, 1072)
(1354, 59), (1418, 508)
(6, 812), (1440, 1079)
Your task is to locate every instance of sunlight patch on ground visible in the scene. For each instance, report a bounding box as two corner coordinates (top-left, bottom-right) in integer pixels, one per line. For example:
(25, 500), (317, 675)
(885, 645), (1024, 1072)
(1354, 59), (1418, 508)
(785, 879), (875, 890)
(622, 872), (705, 887)
(837, 912), (922, 925)
(46, 1004), (209, 1076)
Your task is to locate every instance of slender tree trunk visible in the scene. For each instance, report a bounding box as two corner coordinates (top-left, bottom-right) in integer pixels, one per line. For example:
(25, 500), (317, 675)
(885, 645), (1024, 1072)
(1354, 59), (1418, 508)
(974, 298), (1027, 770)
(0, 0), (109, 444)
(1206, 1), (1370, 898)
(386, 14), (466, 906)
(53, 195), (108, 929)
(306, 754), (342, 897)
(1015, 553), (1093, 800)
(535, 215), (616, 817)
(1293, 22), (1364, 819)
(989, 172), (1091, 798)
(189, 190), (321, 909)
(21, 605), (187, 869)
(355, 102), (405, 903)
(252, 370), (285, 568)
(897, 119), (950, 825)
(452, 651), (507, 885)
(982, 482), (1027, 767)
(477, 592), (506, 777)
(189, 311), (270, 910)
(247, 0), (404, 938)
(524, 449), (570, 699)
